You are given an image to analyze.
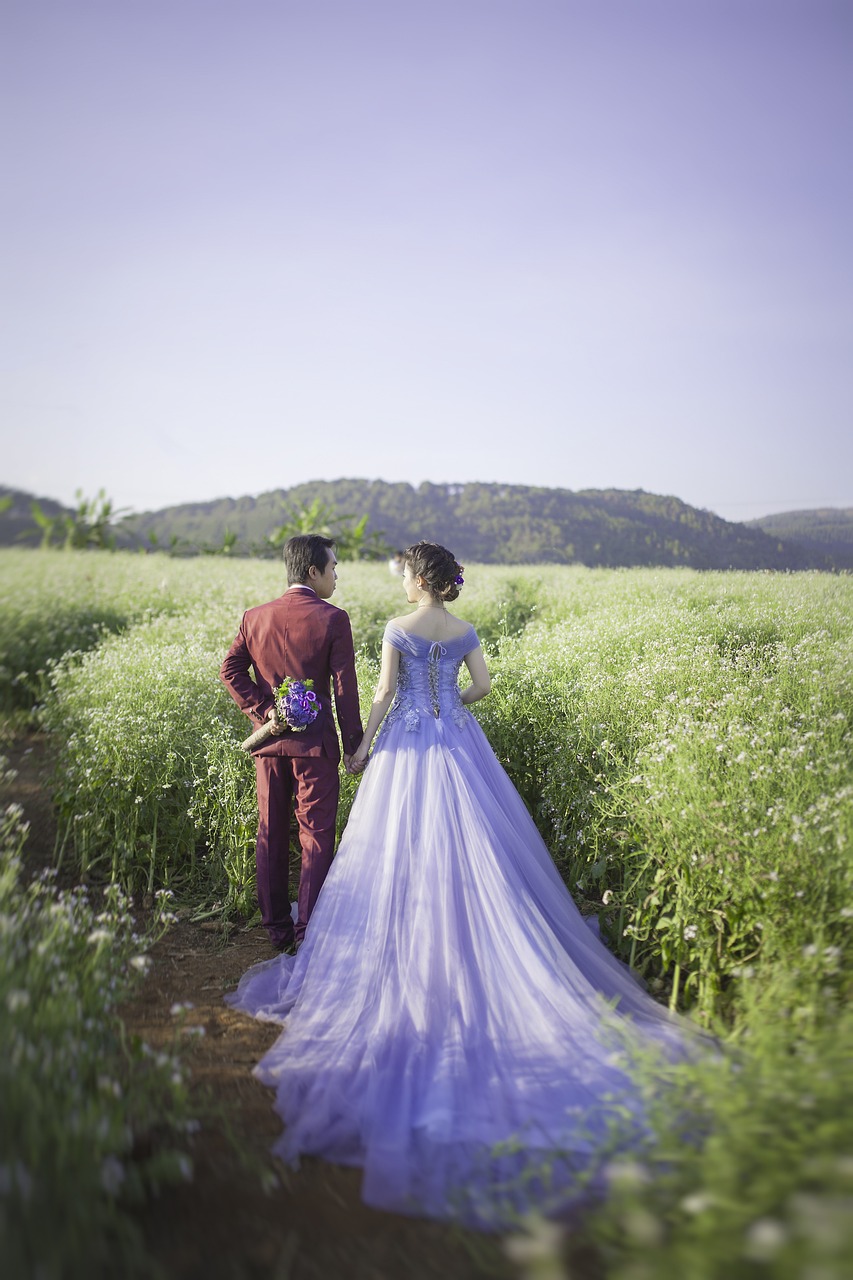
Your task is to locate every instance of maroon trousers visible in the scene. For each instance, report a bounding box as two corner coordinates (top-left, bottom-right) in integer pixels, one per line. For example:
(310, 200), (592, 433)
(254, 754), (340, 946)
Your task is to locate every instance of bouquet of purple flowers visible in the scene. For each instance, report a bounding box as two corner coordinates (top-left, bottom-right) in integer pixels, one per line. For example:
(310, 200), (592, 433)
(274, 677), (320, 732)
(239, 677), (322, 752)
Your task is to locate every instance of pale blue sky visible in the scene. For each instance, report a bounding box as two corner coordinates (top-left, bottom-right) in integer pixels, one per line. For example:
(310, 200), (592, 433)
(2, 0), (851, 521)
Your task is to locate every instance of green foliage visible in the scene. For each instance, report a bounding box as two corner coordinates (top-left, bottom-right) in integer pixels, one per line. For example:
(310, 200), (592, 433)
(26, 489), (129, 552)
(1, 549), (851, 1274)
(0, 785), (200, 1279)
(63, 489), (129, 550)
(265, 495), (393, 560)
(45, 615), (236, 896)
(0, 549), (199, 710)
(477, 572), (853, 1018)
(29, 499), (64, 549)
(113, 480), (841, 568)
(576, 974), (853, 1278)
(14, 552), (848, 1026)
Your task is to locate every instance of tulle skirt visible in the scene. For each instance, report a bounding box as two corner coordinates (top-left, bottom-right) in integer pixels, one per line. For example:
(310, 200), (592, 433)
(226, 711), (695, 1228)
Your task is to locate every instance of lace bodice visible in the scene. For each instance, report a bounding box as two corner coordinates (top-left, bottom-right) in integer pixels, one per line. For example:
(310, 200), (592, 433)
(380, 623), (479, 733)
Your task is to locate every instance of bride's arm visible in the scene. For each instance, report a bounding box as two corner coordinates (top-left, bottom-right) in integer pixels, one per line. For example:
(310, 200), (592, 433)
(460, 646), (491, 704)
(350, 640), (400, 768)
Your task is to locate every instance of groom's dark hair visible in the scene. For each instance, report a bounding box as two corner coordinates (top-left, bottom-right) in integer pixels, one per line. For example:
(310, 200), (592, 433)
(283, 535), (335, 585)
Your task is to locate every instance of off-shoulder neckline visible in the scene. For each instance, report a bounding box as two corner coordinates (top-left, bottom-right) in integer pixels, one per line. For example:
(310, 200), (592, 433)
(384, 622), (477, 645)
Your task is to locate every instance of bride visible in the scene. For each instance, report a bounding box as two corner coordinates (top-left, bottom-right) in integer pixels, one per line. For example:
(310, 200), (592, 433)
(226, 541), (697, 1228)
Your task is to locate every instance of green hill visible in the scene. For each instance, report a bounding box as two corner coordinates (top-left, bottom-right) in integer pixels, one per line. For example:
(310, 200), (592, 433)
(115, 480), (835, 569)
(2, 481), (847, 570)
(747, 509), (853, 569)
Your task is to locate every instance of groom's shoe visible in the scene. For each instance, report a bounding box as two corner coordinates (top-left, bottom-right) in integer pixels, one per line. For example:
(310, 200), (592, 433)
(268, 926), (295, 957)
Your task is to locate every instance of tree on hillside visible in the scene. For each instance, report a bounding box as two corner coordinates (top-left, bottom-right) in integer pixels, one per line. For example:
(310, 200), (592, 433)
(26, 490), (128, 550)
(61, 490), (129, 550)
(29, 501), (64, 548)
(265, 497), (391, 561)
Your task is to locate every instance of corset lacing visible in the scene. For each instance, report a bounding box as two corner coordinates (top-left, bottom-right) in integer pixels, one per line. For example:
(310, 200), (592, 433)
(428, 642), (446, 716)
(380, 634), (470, 735)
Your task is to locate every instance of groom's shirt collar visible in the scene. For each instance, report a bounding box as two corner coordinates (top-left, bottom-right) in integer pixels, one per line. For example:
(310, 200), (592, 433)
(286, 584), (316, 595)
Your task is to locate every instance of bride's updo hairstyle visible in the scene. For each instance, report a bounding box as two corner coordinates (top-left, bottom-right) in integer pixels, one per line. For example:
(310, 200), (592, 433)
(403, 541), (465, 603)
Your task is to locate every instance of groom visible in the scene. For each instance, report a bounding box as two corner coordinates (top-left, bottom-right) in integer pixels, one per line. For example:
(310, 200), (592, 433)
(220, 535), (363, 951)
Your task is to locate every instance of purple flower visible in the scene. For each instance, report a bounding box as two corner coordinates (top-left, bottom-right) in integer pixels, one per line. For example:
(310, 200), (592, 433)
(274, 675), (321, 732)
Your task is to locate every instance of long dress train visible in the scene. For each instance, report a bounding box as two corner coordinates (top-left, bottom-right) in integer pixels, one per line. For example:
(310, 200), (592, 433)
(226, 624), (697, 1229)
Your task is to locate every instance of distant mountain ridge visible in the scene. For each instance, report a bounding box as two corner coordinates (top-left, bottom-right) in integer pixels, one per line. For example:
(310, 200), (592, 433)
(747, 508), (853, 568)
(3, 480), (849, 570)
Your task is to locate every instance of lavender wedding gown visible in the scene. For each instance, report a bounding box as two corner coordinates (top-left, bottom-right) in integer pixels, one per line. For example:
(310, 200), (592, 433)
(226, 623), (693, 1228)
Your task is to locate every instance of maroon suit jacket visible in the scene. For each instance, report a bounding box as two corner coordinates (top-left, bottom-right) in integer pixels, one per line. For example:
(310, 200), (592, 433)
(219, 587), (363, 761)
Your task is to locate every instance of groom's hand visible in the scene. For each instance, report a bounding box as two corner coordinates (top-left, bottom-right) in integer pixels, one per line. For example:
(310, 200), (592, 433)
(266, 707), (283, 735)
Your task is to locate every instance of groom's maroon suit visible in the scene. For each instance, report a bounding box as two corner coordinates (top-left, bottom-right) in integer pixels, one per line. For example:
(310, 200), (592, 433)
(220, 586), (363, 946)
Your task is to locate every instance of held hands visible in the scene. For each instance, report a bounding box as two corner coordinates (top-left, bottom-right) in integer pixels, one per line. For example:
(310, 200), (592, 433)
(345, 740), (370, 775)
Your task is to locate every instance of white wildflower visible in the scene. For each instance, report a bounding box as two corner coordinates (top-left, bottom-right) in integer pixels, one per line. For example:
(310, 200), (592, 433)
(504, 1214), (564, 1270)
(604, 1160), (650, 1188)
(681, 1192), (715, 1215)
(744, 1218), (787, 1261)
(100, 1156), (126, 1196)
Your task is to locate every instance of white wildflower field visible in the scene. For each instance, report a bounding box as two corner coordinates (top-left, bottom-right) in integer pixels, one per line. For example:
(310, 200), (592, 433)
(1, 547), (851, 1278)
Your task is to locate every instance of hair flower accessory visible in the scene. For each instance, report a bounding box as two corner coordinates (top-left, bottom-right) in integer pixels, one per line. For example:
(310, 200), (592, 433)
(274, 677), (321, 731)
(454, 565), (465, 586)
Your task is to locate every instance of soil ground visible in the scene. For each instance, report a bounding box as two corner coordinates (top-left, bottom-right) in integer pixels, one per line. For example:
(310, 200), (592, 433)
(2, 728), (601, 1280)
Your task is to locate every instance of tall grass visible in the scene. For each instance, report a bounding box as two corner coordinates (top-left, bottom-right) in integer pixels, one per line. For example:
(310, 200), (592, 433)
(1, 548), (851, 1274)
(9, 553), (851, 1018)
(0, 779), (201, 1279)
(478, 571), (853, 1016)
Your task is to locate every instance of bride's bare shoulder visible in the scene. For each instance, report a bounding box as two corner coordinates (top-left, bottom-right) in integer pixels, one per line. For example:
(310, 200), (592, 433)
(386, 612), (414, 629)
(389, 611), (472, 639)
(442, 612), (475, 639)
